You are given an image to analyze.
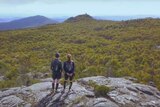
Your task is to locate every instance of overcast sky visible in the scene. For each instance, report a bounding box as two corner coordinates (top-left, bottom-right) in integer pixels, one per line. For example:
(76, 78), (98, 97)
(0, 0), (160, 18)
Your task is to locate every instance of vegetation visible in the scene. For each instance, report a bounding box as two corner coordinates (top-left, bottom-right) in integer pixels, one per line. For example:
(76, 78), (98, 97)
(94, 85), (110, 97)
(0, 16), (160, 90)
(88, 80), (110, 97)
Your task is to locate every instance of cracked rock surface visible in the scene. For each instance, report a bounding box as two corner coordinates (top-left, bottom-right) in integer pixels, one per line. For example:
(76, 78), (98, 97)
(0, 76), (160, 107)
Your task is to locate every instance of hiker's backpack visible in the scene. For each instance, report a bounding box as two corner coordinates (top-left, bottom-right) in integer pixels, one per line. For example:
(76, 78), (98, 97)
(52, 60), (61, 72)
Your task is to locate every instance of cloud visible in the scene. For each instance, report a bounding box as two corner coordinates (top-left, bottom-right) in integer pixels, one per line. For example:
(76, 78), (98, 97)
(0, 0), (37, 4)
(0, 0), (160, 17)
(0, 0), (108, 5)
(0, 0), (72, 4)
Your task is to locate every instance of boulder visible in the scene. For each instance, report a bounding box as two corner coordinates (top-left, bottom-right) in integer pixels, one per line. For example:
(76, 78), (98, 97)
(0, 76), (5, 81)
(156, 45), (160, 49)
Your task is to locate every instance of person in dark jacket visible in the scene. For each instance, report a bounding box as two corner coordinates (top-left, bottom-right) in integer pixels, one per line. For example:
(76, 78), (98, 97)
(51, 53), (62, 92)
(63, 54), (75, 91)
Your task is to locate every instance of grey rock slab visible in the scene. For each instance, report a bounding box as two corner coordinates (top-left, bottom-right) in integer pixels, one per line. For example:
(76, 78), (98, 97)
(41, 82), (95, 107)
(54, 82), (94, 104)
(1, 76), (160, 107)
(86, 97), (119, 107)
(0, 95), (24, 107)
(24, 103), (32, 107)
(0, 87), (30, 98)
(78, 76), (109, 86)
(140, 100), (160, 107)
(156, 45), (160, 49)
(40, 78), (52, 82)
(106, 77), (133, 88)
(0, 76), (5, 81)
(33, 90), (51, 102)
(78, 76), (160, 107)
(26, 82), (52, 91)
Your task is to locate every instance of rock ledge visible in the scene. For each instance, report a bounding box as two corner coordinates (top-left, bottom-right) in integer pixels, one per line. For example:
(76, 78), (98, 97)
(0, 76), (160, 107)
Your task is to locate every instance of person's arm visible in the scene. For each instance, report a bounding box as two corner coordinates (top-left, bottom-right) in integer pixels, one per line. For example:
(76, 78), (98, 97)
(70, 62), (75, 76)
(72, 62), (75, 73)
(51, 61), (53, 71)
(63, 62), (66, 73)
(60, 61), (63, 73)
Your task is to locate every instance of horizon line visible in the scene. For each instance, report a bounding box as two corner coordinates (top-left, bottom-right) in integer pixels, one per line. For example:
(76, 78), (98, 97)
(1, 14), (160, 18)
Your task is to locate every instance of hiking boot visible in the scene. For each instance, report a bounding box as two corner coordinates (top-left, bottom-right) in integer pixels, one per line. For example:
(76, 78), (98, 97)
(61, 89), (65, 93)
(56, 90), (61, 93)
(51, 89), (54, 92)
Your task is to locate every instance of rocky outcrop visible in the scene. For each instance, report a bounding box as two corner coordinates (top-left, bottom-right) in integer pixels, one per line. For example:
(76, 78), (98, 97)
(156, 45), (160, 49)
(0, 76), (5, 81)
(0, 76), (160, 107)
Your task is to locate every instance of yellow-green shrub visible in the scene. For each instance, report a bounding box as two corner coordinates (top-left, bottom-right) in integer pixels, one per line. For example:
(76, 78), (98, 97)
(94, 85), (111, 97)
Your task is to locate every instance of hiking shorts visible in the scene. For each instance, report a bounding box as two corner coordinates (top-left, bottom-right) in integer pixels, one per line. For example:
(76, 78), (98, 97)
(52, 72), (61, 80)
(64, 73), (75, 81)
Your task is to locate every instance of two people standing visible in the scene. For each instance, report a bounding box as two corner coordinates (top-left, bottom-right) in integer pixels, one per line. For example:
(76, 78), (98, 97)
(50, 53), (75, 92)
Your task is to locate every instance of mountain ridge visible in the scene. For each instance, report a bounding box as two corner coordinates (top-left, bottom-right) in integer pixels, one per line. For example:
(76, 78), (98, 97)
(0, 15), (57, 31)
(1, 14), (160, 31)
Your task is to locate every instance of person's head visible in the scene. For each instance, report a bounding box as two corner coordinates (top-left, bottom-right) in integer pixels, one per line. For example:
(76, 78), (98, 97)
(67, 54), (72, 61)
(55, 52), (60, 58)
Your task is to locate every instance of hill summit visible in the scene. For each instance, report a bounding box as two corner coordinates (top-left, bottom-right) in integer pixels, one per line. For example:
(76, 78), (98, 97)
(65, 14), (95, 22)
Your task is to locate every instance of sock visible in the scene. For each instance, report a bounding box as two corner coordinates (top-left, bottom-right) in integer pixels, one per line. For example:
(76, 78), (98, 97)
(69, 82), (72, 90)
(64, 81), (67, 90)
(56, 83), (59, 91)
(52, 82), (54, 90)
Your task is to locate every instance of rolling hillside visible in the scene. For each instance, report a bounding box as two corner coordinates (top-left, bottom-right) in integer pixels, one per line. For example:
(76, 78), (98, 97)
(0, 14), (160, 90)
(0, 15), (57, 31)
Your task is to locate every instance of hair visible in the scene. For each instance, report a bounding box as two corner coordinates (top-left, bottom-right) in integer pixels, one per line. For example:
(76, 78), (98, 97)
(67, 54), (72, 61)
(55, 52), (60, 58)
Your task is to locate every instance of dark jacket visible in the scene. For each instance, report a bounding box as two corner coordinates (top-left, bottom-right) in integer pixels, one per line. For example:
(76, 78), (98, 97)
(51, 59), (62, 74)
(63, 61), (75, 74)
